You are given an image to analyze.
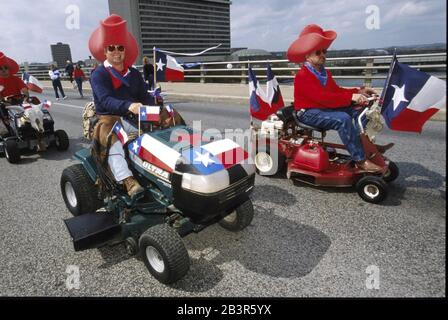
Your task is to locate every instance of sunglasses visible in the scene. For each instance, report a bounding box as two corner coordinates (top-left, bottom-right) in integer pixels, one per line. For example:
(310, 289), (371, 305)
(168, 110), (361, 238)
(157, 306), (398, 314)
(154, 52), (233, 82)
(315, 49), (328, 56)
(0, 66), (9, 71)
(107, 45), (125, 52)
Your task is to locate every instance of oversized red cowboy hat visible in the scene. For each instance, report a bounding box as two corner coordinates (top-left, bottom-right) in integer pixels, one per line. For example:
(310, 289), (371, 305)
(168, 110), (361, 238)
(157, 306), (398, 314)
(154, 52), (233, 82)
(0, 52), (20, 75)
(88, 14), (139, 67)
(287, 24), (337, 63)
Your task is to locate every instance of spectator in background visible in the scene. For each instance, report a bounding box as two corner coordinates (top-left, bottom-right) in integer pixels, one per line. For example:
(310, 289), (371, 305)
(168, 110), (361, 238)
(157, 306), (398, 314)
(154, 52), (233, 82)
(65, 60), (74, 83)
(73, 63), (87, 98)
(142, 56), (154, 89)
(49, 64), (67, 100)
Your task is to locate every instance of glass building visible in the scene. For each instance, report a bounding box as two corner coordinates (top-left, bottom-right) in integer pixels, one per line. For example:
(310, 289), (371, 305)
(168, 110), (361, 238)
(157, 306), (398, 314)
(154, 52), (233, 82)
(109, 0), (231, 62)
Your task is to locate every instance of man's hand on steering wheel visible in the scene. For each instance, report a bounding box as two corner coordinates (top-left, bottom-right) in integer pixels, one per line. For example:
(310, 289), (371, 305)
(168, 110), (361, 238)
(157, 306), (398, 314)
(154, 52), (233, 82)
(358, 86), (378, 97)
(351, 93), (369, 106)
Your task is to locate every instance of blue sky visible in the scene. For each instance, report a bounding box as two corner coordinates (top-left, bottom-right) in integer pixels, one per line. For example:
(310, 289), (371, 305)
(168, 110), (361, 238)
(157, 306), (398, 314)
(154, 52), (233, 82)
(0, 0), (446, 63)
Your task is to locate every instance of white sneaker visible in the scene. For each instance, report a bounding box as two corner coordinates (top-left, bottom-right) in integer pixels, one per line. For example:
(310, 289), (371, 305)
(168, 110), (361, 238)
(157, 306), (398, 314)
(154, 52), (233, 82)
(62, 96), (67, 100)
(56, 98), (60, 101)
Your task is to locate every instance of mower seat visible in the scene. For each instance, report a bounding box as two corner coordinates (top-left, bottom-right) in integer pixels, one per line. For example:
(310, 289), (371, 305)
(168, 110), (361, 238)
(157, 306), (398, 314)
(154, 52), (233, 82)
(292, 110), (326, 133)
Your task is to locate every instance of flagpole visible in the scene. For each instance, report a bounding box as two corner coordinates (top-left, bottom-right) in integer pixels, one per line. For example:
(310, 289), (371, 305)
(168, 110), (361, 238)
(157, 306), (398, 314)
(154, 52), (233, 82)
(379, 48), (397, 109)
(138, 108), (141, 137)
(153, 46), (157, 91)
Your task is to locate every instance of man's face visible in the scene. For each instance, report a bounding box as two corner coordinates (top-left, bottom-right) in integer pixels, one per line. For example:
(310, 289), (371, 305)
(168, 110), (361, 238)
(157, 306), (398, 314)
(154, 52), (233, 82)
(104, 44), (126, 65)
(306, 48), (327, 66)
(0, 65), (10, 78)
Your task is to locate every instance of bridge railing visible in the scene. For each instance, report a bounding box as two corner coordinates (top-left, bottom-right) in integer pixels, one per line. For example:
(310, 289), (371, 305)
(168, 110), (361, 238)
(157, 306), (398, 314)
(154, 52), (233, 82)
(19, 52), (446, 88)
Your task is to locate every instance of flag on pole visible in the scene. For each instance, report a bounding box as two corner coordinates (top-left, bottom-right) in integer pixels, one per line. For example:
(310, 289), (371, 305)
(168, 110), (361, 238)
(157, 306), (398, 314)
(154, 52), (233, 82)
(139, 106), (160, 122)
(381, 57), (446, 133)
(155, 51), (184, 82)
(248, 65), (284, 120)
(112, 121), (129, 145)
(22, 72), (43, 93)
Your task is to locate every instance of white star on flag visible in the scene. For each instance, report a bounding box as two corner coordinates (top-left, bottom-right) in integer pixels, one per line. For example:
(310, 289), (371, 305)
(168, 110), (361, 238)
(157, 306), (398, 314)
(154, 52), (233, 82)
(156, 58), (165, 71)
(391, 84), (409, 111)
(132, 142), (139, 153)
(194, 151), (215, 167)
(141, 111), (146, 116)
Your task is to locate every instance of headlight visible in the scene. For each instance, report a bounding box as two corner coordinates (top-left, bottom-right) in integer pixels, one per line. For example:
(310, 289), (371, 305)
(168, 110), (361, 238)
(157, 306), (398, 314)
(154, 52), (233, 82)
(181, 169), (230, 194)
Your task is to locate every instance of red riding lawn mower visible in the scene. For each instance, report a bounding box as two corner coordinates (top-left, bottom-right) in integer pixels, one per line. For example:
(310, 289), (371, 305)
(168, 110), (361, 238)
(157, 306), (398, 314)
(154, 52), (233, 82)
(252, 97), (399, 204)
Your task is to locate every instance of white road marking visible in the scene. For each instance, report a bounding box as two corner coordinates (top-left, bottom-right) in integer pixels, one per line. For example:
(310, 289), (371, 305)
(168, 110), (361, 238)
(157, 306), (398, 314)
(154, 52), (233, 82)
(52, 102), (84, 109)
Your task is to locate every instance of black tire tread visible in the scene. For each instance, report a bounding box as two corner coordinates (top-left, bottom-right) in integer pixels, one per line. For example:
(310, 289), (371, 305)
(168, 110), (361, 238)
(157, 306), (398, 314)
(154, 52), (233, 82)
(219, 198), (254, 231)
(55, 129), (70, 151)
(139, 224), (190, 284)
(60, 163), (102, 215)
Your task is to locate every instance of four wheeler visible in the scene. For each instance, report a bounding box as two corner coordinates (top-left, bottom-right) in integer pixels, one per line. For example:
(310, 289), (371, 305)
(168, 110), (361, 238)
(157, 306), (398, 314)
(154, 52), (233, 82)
(0, 93), (69, 163)
(253, 98), (399, 204)
(61, 121), (255, 284)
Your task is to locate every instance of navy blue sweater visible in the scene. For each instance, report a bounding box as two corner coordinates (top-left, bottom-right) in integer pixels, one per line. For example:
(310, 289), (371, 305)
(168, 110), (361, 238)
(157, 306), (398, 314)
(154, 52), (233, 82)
(90, 65), (153, 116)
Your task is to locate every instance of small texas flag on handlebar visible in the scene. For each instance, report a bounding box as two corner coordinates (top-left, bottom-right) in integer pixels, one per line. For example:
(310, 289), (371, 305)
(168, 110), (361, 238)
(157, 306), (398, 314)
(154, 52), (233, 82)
(381, 56), (446, 133)
(139, 106), (160, 122)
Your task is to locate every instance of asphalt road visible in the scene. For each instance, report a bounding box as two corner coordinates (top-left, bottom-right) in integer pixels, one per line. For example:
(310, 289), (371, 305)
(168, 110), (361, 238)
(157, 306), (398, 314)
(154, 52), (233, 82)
(0, 91), (445, 297)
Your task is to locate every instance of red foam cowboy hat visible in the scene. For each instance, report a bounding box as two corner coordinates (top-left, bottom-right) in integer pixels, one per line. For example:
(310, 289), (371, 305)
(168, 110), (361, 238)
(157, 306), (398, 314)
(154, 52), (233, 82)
(287, 24), (337, 63)
(88, 14), (139, 67)
(0, 52), (20, 75)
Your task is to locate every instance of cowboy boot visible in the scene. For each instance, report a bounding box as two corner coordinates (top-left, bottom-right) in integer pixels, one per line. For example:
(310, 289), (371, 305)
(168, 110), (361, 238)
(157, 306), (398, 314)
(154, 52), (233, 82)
(123, 176), (144, 197)
(375, 143), (394, 154)
(356, 159), (382, 173)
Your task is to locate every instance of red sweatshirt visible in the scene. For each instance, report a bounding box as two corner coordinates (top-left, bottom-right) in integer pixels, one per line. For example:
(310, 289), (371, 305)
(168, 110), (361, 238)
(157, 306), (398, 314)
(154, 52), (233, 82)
(73, 68), (85, 79)
(293, 66), (359, 110)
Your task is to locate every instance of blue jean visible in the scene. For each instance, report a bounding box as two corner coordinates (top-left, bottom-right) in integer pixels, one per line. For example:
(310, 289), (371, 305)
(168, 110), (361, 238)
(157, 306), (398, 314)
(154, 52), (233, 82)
(298, 107), (367, 162)
(75, 78), (83, 96)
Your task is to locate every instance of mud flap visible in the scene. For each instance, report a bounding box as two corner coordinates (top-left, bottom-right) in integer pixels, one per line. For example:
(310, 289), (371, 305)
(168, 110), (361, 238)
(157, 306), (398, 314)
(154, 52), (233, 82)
(64, 213), (122, 251)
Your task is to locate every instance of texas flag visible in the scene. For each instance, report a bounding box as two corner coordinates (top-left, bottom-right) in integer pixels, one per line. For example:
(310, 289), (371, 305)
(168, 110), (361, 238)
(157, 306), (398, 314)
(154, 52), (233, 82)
(165, 104), (174, 117)
(155, 50), (184, 82)
(112, 121), (129, 145)
(129, 134), (181, 173)
(381, 57), (446, 133)
(22, 72), (43, 93)
(181, 139), (249, 174)
(248, 65), (284, 120)
(139, 106), (160, 122)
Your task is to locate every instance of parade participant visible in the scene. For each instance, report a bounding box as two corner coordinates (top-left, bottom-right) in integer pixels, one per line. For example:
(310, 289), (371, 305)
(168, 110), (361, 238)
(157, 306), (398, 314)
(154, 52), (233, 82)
(49, 64), (67, 100)
(0, 52), (29, 101)
(89, 14), (154, 197)
(0, 52), (29, 130)
(73, 63), (87, 98)
(65, 60), (74, 83)
(287, 24), (392, 173)
(142, 56), (154, 90)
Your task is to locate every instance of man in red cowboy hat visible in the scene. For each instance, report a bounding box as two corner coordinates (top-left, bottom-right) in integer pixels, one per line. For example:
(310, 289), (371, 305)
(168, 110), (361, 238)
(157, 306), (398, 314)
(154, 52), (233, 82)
(0, 52), (30, 132)
(287, 24), (392, 173)
(0, 52), (29, 101)
(89, 14), (154, 197)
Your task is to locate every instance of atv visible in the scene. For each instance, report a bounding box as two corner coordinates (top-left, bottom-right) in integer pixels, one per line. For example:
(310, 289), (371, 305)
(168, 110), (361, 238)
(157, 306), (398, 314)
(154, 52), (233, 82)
(0, 93), (69, 163)
(61, 120), (255, 284)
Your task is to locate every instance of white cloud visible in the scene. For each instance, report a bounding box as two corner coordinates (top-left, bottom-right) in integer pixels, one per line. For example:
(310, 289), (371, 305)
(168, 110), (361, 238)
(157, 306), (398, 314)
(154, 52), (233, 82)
(399, 2), (430, 15)
(0, 0), (445, 64)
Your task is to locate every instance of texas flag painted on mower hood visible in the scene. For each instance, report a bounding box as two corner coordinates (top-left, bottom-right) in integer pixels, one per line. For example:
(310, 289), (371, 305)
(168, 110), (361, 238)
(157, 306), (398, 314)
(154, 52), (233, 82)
(155, 50), (184, 82)
(181, 139), (249, 175)
(381, 58), (446, 133)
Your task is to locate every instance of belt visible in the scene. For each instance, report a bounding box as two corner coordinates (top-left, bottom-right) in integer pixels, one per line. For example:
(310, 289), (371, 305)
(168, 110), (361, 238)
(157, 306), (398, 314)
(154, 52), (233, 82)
(296, 108), (306, 118)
